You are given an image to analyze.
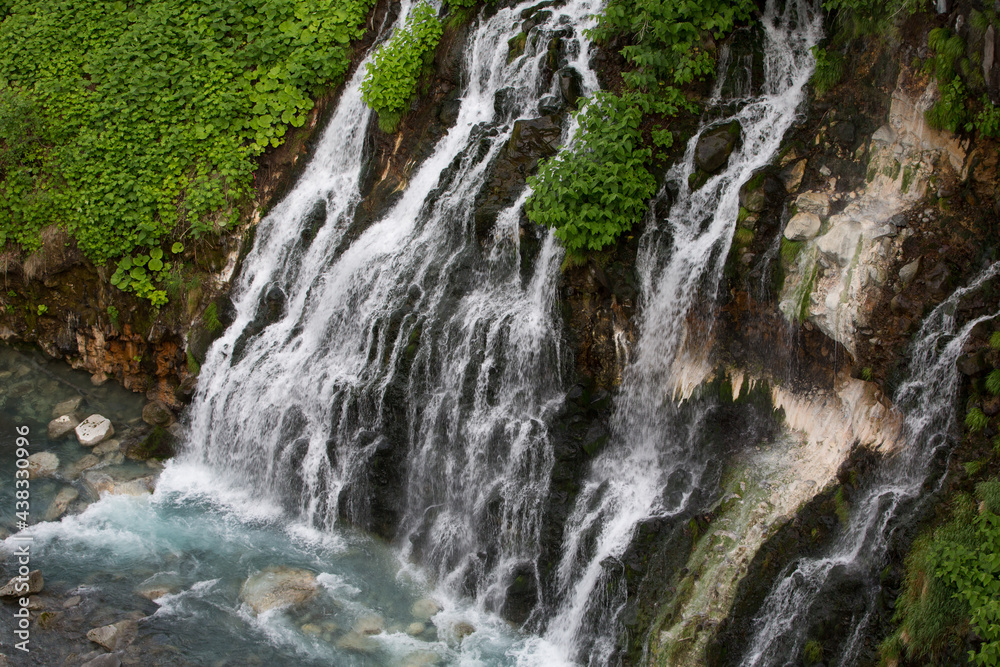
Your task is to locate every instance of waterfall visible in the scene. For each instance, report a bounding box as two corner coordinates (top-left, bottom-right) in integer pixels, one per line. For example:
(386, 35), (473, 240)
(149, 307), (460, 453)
(187, 0), (603, 626)
(543, 0), (823, 662)
(741, 262), (1000, 666)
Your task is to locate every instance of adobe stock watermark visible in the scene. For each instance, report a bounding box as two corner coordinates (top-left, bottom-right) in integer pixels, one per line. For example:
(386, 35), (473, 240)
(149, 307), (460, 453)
(11, 424), (33, 652)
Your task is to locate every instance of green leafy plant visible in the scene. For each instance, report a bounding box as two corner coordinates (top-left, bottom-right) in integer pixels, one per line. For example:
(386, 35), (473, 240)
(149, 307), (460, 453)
(36, 304), (47, 315)
(526, 92), (656, 256)
(203, 302), (223, 334)
(361, 2), (442, 132)
(966, 406), (990, 433)
(107, 305), (119, 327)
(810, 46), (844, 95)
(927, 76), (969, 134)
(0, 0), (375, 302)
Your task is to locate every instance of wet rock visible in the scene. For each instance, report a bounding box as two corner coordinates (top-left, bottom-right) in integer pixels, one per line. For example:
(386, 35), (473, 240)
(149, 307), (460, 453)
(82, 655), (122, 667)
(353, 615), (385, 635)
(508, 117), (561, 163)
(898, 258), (920, 286)
(501, 563), (538, 624)
(124, 424), (176, 461)
(301, 623), (322, 636)
(557, 67), (583, 108)
(454, 621), (476, 641)
(75, 414), (114, 446)
(890, 293), (920, 317)
(695, 122), (740, 173)
(336, 631), (378, 653)
(830, 121), (856, 146)
(64, 454), (100, 480)
(240, 566), (318, 614)
(82, 472), (155, 497)
(958, 352), (988, 376)
(407, 622), (426, 636)
(27, 452), (59, 479)
(739, 179), (766, 212)
(86, 619), (138, 651)
(781, 158), (807, 192)
(141, 400), (175, 427)
(784, 212), (822, 242)
(402, 651), (442, 667)
(795, 191), (830, 217)
(93, 439), (121, 456)
(506, 32), (527, 62)
(47, 414), (79, 439)
(411, 598), (441, 620)
(438, 98), (461, 127)
(0, 570), (42, 597)
(537, 95), (563, 115)
(51, 396), (82, 419)
(63, 595), (81, 608)
(44, 487), (79, 521)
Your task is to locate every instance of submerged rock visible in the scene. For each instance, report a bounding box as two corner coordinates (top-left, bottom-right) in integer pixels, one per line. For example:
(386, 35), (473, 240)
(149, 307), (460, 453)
(0, 570), (43, 597)
(406, 622), (426, 636)
(353, 615), (385, 635)
(75, 414), (114, 446)
(336, 631), (378, 653)
(410, 597), (441, 621)
(64, 454), (100, 480)
(81, 655), (121, 667)
(44, 487), (79, 521)
(47, 414), (79, 439)
(51, 396), (82, 419)
(141, 400), (175, 427)
(86, 619), (138, 651)
(93, 439), (120, 456)
(82, 472), (155, 497)
(27, 452), (59, 479)
(239, 566), (318, 614)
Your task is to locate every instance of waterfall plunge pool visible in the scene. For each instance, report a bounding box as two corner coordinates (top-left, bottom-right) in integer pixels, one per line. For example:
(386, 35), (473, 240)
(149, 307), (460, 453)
(0, 346), (569, 666)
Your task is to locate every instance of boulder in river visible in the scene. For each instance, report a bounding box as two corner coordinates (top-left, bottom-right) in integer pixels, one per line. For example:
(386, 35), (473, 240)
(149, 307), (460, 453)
(75, 415), (114, 446)
(410, 597), (441, 621)
(0, 570), (43, 597)
(27, 452), (59, 479)
(86, 619), (138, 651)
(47, 415), (79, 439)
(50, 396), (82, 419)
(44, 487), (79, 521)
(141, 400), (175, 427)
(239, 566), (318, 614)
(695, 122), (740, 173)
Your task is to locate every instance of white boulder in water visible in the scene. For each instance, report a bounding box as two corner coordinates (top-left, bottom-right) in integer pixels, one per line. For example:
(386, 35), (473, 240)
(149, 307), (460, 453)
(239, 566), (318, 614)
(410, 597), (441, 621)
(75, 414), (114, 446)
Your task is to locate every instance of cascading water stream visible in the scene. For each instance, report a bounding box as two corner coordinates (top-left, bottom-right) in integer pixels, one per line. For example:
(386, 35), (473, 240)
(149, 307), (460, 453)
(543, 0), (823, 662)
(741, 262), (1000, 667)
(187, 0), (600, 627)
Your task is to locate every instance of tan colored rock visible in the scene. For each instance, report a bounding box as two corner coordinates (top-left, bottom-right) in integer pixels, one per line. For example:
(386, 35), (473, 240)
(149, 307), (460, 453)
(47, 415), (79, 439)
(0, 570), (42, 597)
(239, 567), (318, 614)
(27, 452), (59, 479)
(93, 439), (121, 456)
(337, 631), (377, 653)
(781, 159), (806, 193)
(783, 212), (822, 242)
(410, 597), (441, 621)
(795, 191), (830, 217)
(64, 454), (100, 480)
(86, 619), (138, 651)
(406, 622), (426, 636)
(353, 615), (384, 635)
(44, 487), (79, 521)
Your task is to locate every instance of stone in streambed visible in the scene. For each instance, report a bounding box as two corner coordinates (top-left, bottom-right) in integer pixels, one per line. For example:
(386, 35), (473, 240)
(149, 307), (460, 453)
(353, 615), (385, 635)
(240, 567), (318, 614)
(86, 619), (138, 651)
(47, 415), (79, 439)
(64, 454), (100, 480)
(0, 570), (43, 597)
(93, 439), (120, 456)
(410, 598), (441, 621)
(27, 452), (59, 479)
(82, 472), (155, 497)
(75, 414), (114, 446)
(337, 631), (378, 653)
(44, 487), (79, 521)
(51, 396), (82, 419)
(407, 622), (426, 636)
(141, 400), (175, 427)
